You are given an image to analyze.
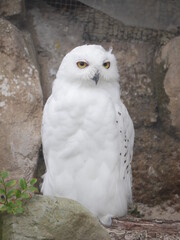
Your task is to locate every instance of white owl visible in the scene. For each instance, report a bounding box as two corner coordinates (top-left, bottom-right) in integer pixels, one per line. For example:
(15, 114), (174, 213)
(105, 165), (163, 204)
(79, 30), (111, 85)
(41, 45), (134, 226)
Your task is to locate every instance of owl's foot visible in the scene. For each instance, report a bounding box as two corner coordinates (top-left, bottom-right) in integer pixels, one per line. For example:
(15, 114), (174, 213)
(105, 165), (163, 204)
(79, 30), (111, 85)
(99, 215), (112, 227)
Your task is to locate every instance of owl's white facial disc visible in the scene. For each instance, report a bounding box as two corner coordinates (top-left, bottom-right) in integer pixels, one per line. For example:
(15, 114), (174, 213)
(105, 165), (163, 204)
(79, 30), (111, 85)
(57, 45), (120, 86)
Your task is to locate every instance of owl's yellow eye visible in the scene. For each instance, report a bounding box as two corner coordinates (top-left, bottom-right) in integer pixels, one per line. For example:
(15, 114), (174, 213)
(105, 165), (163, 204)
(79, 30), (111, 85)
(103, 61), (110, 69)
(77, 61), (88, 69)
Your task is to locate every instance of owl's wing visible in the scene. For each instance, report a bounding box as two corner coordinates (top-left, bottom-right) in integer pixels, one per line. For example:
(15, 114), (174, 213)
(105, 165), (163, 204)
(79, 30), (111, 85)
(115, 101), (134, 201)
(41, 95), (53, 171)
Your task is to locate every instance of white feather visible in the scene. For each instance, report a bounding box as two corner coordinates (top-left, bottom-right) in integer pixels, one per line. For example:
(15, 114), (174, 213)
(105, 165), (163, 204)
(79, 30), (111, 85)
(41, 45), (134, 226)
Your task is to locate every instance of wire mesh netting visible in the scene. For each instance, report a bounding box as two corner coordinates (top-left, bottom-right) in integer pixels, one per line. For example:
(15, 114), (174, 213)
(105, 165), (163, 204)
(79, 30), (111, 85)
(26, 0), (120, 42)
(26, 0), (178, 43)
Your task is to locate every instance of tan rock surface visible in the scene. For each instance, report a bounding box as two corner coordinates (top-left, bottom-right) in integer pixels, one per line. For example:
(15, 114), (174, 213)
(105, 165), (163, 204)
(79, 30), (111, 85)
(0, 18), (43, 181)
(157, 36), (180, 137)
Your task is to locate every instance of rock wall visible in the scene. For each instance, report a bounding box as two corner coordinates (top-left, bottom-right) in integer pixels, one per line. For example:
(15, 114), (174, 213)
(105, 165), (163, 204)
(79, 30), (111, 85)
(0, 0), (179, 208)
(26, 1), (180, 206)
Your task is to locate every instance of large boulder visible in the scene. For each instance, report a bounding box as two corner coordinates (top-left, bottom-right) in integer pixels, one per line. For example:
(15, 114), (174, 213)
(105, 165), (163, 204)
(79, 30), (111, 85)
(155, 36), (180, 138)
(0, 195), (110, 240)
(0, 18), (43, 181)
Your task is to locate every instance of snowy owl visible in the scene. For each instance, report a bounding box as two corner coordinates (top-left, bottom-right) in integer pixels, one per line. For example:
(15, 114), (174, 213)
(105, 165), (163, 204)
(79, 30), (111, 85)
(41, 45), (134, 226)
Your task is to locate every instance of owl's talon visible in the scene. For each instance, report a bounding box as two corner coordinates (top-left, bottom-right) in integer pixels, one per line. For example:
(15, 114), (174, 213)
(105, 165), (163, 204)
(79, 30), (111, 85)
(99, 215), (112, 227)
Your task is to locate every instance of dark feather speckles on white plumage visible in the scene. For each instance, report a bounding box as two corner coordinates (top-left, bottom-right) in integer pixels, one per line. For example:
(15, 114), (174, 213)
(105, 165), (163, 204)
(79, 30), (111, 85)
(116, 101), (133, 186)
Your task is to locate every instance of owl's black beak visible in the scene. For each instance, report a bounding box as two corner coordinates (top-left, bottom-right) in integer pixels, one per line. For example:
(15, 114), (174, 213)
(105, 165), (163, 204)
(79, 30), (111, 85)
(92, 72), (99, 85)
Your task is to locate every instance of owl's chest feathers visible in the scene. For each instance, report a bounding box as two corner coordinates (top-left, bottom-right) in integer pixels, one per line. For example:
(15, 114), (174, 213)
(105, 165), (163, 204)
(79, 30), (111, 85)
(58, 83), (117, 118)
(52, 82), (120, 141)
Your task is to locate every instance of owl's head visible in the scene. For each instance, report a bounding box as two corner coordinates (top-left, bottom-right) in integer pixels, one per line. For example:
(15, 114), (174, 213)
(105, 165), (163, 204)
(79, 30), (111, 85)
(56, 45), (120, 87)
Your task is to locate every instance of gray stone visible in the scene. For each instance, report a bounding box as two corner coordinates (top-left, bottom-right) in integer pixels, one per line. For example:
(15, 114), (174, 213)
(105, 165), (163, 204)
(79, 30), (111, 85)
(1, 195), (110, 240)
(0, 18), (43, 181)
